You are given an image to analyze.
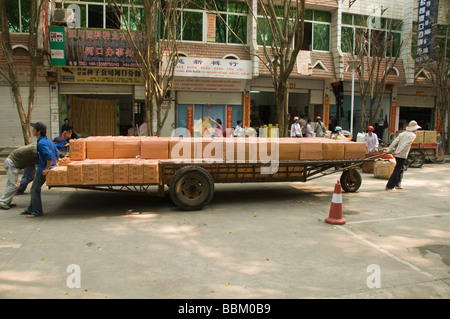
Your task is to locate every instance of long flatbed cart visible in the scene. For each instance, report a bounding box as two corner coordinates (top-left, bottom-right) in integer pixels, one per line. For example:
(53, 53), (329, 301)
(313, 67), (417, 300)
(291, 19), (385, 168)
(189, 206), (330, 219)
(50, 155), (384, 211)
(407, 143), (444, 168)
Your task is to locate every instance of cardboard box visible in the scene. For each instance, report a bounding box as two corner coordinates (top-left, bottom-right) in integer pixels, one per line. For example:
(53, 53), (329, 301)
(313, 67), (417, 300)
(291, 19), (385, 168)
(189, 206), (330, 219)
(69, 139), (86, 161)
(86, 139), (114, 159)
(46, 166), (68, 186)
(113, 139), (141, 159)
(82, 160), (98, 185)
(113, 160), (129, 184)
(143, 160), (159, 184)
(223, 138), (258, 162)
(423, 131), (437, 144)
(413, 131), (424, 144)
(322, 142), (345, 160)
(141, 137), (169, 159)
(277, 138), (300, 161)
(128, 160), (144, 184)
(197, 138), (224, 162)
(374, 159), (396, 179)
(344, 142), (367, 159)
(67, 161), (83, 185)
(98, 160), (115, 185)
(169, 137), (196, 160)
(299, 141), (323, 160)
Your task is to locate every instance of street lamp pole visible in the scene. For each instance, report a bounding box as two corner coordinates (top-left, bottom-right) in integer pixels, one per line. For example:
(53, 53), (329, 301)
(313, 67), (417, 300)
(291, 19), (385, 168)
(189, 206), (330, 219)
(348, 59), (360, 137)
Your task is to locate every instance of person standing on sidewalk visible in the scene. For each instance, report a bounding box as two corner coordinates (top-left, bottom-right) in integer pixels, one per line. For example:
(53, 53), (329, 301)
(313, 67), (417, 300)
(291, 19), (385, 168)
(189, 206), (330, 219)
(0, 144), (38, 209)
(22, 122), (59, 218)
(385, 120), (421, 190)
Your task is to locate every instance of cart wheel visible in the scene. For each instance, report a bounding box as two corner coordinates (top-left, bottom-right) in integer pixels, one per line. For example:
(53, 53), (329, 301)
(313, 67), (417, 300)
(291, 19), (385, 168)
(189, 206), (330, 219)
(407, 149), (425, 168)
(340, 169), (362, 193)
(169, 166), (215, 211)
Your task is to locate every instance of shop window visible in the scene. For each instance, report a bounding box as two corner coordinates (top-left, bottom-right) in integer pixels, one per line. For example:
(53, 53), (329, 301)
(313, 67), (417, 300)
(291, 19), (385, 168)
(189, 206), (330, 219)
(313, 23), (330, 51)
(182, 11), (203, 41)
(4, 0), (30, 33)
(214, 1), (248, 44)
(88, 4), (103, 29)
(302, 22), (312, 51)
(341, 13), (402, 57)
(341, 26), (354, 53)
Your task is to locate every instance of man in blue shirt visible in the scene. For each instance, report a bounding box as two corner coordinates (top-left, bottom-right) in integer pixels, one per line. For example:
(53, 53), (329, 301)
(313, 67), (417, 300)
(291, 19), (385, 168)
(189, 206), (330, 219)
(22, 122), (59, 218)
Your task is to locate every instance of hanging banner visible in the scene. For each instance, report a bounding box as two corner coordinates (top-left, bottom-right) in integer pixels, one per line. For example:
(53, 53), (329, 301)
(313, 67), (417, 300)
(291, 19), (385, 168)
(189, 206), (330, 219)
(416, 0), (440, 60)
(226, 106), (233, 129)
(243, 92), (251, 127)
(436, 109), (441, 133)
(206, 14), (216, 42)
(187, 105), (194, 135)
(323, 96), (330, 129)
(390, 101), (397, 135)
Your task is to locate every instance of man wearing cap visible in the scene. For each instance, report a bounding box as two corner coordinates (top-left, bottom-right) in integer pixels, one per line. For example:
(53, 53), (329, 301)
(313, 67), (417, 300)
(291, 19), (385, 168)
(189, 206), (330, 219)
(314, 116), (327, 137)
(0, 144), (38, 210)
(364, 125), (379, 152)
(22, 122), (59, 218)
(385, 120), (421, 190)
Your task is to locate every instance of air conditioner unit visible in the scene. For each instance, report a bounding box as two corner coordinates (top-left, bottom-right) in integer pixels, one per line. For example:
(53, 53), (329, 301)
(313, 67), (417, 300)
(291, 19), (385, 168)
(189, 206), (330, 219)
(52, 8), (74, 25)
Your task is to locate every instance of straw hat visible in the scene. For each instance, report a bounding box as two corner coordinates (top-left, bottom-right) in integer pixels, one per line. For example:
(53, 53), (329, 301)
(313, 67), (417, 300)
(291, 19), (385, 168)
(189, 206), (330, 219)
(405, 120), (421, 132)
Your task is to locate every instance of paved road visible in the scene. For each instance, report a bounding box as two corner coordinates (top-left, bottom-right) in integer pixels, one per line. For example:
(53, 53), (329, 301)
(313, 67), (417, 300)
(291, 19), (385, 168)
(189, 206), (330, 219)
(0, 162), (449, 299)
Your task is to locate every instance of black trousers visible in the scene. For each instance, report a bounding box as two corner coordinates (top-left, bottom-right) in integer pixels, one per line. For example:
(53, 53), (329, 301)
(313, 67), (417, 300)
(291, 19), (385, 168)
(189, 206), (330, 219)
(386, 157), (406, 189)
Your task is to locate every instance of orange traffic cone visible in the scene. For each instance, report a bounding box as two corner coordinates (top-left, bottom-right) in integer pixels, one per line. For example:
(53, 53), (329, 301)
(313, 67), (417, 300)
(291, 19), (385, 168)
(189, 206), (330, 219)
(325, 180), (346, 225)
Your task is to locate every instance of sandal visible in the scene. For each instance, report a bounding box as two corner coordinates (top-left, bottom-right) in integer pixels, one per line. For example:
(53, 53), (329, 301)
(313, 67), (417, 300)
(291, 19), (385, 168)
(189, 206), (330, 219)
(20, 210), (32, 215)
(26, 214), (43, 218)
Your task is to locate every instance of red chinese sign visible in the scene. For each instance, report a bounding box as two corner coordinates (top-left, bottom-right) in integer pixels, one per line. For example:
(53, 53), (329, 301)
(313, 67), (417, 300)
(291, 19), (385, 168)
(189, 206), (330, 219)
(66, 28), (139, 68)
(323, 96), (330, 129)
(187, 105), (194, 135)
(243, 92), (250, 127)
(227, 106), (233, 129)
(390, 101), (397, 135)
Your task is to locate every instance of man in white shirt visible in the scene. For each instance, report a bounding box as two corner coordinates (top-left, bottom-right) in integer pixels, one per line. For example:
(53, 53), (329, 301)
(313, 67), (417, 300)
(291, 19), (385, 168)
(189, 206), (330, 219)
(364, 125), (379, 152)
(234, 120), (248, 137)
(385, 120), (421, 190)
(290, 117), (302, 137)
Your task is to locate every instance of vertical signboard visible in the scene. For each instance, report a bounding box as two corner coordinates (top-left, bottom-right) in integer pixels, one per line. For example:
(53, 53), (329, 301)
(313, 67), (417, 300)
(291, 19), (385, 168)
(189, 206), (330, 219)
(207, 13), (216, 42)
(187, 105), (194, 136)
(226, 106), (233, 129)
(243, 92), (251, 127)
(323, 96), (330, 130)
(50, 27), (66, 66)
(416, 0), (440, 60)
(390, 101), (397, 135)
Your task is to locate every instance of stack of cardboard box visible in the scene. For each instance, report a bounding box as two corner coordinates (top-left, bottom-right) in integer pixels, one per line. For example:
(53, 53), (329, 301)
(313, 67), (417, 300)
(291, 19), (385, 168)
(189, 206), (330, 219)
(47, 136), (367, 187)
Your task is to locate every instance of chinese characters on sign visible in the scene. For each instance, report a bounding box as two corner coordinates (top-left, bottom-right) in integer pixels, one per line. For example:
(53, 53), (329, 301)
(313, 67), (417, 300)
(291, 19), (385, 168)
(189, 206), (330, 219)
(164, 57), (252, 79)
(57, 66), (144, 84)
(416, 0), (439, 60)
(65, 27), (139, 68)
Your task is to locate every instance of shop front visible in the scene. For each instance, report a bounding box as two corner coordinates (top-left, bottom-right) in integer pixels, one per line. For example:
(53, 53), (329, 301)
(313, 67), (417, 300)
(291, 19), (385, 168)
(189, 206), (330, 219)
(397, 88), (437, 131)
(50, 26), (144, 137)
(170, 57), (252, 136)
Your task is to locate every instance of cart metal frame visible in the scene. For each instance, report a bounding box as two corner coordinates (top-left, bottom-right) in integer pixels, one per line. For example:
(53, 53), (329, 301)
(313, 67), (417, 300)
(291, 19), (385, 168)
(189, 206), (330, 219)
(49, 154), (385, 210)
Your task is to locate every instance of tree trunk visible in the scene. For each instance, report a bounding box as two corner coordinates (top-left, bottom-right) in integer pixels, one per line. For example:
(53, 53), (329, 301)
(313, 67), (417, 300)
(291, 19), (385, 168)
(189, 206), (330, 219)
(275, 82), (289, 137)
